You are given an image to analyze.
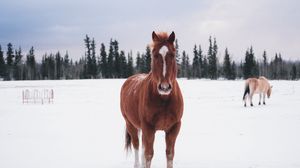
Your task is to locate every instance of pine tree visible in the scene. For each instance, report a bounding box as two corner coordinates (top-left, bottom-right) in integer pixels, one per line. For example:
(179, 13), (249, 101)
(0, 45), (6, 79)
(99, 43), (108, 78)
(6, 43), (14, 79)
(26, 47), (36, 80)
(90, 39), (97, 78)
(231, 61), (237, 80)
(41, 54), (48, 79)
(144, 46), (151, 73)
(186, 54), (192, 79)
(180, 51), (187, 78)
(223, 48), (232, 79)
(202, 56), (208, 78)
(243, 46), (258, 79)
(262, 50), (268, 77)
(192, 45), (200, 78)
(84, 35), (93, 78)
(113, 40), (120, 78)
(136, 52), (143, 73)
(119, 50), (127, 78)
(198, 45), (203, 78)
(13, 47), (23, 80)
(55, 52), (63, 79)
(126, 52), (134, 77)
(208, 36), (218, 79)
(106, 40), (113, 78)
(63, 51), (70, 79)
(291, 64), (297, 80)
(50, 54), (56, 80)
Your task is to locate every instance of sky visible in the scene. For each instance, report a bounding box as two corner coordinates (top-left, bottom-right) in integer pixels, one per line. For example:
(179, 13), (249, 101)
(0, 0), (300, 62)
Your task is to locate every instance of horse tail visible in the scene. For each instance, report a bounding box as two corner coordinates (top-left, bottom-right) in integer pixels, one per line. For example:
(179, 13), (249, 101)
(243, 83), (250, 100)
(125, 129), (132, 152)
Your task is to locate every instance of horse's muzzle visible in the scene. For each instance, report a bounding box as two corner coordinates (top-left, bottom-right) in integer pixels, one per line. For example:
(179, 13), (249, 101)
(158, 82), (172, 95)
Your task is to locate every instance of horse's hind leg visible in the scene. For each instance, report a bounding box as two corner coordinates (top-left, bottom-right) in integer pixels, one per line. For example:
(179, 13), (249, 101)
(259, 93), (262, 105)
(263, 94), (266, 105)
(250, 93), (254, 106)
(126, 122), (140, 168)
(165, 122), (181, 168)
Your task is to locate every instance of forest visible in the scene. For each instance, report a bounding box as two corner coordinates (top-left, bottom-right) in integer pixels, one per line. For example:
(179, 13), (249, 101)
(0, 35), (299, 81)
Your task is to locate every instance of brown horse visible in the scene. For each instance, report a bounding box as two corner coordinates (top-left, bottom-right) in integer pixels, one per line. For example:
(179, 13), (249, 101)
(243, 76), (273, 107)
(120, 31), (184, 168)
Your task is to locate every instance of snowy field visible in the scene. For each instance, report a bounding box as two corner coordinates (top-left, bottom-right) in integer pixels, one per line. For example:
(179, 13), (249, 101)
(0, 79), (300, 168)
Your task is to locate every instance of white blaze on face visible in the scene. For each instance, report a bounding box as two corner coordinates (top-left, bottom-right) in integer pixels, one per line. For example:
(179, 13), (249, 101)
(159, 46), (168, 77)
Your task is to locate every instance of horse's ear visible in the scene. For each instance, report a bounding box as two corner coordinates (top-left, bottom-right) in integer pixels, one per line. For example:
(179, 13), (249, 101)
(168, 31), (175, 43)
(152, 31), (160, 42)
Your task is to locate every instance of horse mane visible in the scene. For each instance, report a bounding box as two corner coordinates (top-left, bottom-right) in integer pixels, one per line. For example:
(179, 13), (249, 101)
(150, 32), (171, 48)
(155, 32), (169, 40)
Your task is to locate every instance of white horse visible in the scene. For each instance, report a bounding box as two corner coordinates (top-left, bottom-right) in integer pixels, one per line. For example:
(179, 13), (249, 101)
(243, 76), (273, 107)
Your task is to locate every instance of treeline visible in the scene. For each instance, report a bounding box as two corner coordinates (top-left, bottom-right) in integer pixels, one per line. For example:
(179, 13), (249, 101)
(0, 35), (300, 81)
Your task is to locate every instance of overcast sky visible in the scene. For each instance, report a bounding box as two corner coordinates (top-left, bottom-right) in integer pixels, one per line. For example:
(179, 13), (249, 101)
(0, 0), (299, 61)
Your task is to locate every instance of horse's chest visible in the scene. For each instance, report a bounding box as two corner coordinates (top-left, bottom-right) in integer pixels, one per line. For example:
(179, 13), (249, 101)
(147, 108), (177, 130)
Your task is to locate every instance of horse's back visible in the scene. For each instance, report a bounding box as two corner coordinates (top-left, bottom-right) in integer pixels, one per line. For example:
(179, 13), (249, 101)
(258, 76), (270, 92)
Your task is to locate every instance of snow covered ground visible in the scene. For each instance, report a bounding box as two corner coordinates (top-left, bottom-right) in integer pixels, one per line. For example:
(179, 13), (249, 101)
(0, 79), (300, 168)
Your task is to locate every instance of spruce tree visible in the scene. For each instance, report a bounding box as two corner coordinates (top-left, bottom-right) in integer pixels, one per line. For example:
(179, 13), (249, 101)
(84, 35), (92, 78)
(119, 50), (127, 78)
(41, 54), (48, 79)
(198, 45), (203, 78)
(13, 47), (23, 80)
(55, 52), (63, 79)
(144, 46), (151, 73)
(192, 45), (200, 78)
(208, 37), (218, 79)
(186, 54), (192, 79)
(135, 52), (143, 73)
(180, 51), (187, 78)
(113, 40), (120, 78)
(231, 61), (237, 80)
(99, 43), (108, 78)
(6, 43), (14, 79)
(26, 47), (36, 80)
(243, 46), (258, 79)
(63, 51), (70, 79)
(107, 39), (114, 78)
(126, 52), (134, 77)
(223, 48), (232, 79)
(262, 50), (268, 77)
(0, 45), (6, 79)
(291, 64), (297, 80)
(91, 39), (97, 78)
(202, 56), (208, 78)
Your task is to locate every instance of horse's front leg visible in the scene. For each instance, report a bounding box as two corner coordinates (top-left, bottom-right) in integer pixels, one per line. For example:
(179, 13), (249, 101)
(142, 126), (155, 168)
(165, 122), (181, 168)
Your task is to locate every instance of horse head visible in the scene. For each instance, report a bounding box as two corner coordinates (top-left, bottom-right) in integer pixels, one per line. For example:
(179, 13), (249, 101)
(267, 85), (273, 98)
(151, 31), (177, 95)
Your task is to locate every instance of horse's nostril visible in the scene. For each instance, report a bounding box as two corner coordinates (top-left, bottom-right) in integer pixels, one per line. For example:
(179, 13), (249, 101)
(159, 83), (172, 91)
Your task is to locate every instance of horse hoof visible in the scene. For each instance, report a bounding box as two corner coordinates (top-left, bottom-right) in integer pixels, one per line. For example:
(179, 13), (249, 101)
(244, 104), (246, 107)
(259, 102), (261, 105)
(263, 102), (266, 105)
(251, 103), (253, 106)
